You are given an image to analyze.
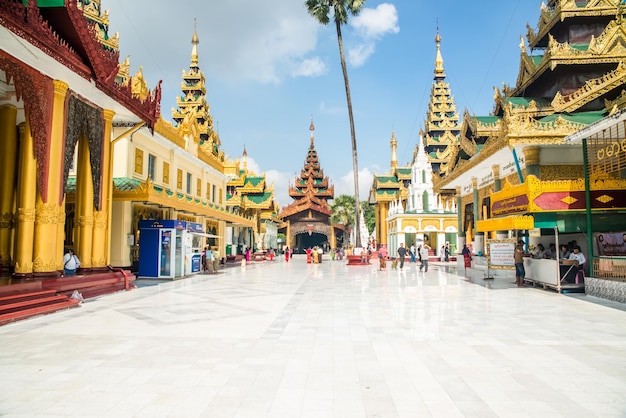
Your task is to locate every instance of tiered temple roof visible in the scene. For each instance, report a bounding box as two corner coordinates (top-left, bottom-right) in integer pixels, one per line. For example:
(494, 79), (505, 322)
(369, 131), (411, 205)
(422, 31), (461, 177)
(171, 24), (223, 161)
(281, 121), (334, 218)
(435, 0), (626, 187)
(225, 148), (280, 223)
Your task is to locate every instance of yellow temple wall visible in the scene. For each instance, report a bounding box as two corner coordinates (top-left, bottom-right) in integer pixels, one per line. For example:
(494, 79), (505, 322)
(109, 125), (237, 267)
(112, 127), (228, 207)
(110, 201), (133, 267)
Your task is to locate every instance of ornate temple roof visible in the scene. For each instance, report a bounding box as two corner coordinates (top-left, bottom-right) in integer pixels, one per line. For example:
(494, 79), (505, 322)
(434, 0), (626, 189)
(171, 22), (224, 163)
(423, 30), (461, 177)
(225, 147), (278, 221)
(1, 0), (161, 127)
(280, 121), (334, 218)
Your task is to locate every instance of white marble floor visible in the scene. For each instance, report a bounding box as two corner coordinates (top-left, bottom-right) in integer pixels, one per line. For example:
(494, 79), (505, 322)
(1, 256), (625, 418)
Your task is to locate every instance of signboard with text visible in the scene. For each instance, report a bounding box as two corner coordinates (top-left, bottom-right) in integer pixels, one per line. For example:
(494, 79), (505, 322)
(487, 240), (516, 268)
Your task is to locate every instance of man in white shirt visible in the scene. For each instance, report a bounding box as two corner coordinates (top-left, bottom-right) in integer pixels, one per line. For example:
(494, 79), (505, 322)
(63, 249), (80, 276)
(568, 245), (586, 266)
(568, 245), (586, 281)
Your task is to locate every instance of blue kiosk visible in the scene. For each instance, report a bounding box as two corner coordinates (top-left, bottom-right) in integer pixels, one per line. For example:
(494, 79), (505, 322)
(138, 220), (203, 279)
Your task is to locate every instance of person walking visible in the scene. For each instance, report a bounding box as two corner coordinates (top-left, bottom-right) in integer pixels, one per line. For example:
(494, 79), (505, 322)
(205, 247), (214, 274)
(420, 245), (430, 272)
(462, 244), (472, 271)
(397, 243), (407, 271)
(410, 244), (416, 263)
(378, 245), (387, 270)
(285, 247), (290, 262)
(514, 240), (526, 287)
(445, 243), (450, 262)
(212, 247), (220, 274)
(63, 249), (80, 276)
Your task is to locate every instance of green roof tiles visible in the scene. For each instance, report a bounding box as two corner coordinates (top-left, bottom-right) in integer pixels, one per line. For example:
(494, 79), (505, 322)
(112, 177), (141, 191)
(538, 110), (606, 125)
(475, 116), (500, 124)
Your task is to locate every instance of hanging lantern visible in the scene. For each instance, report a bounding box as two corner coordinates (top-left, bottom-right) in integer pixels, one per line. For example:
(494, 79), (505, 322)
(307, 224), (314, 236)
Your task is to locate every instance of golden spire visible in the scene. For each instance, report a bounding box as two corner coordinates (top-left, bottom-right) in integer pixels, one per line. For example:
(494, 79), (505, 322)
(242, 146), (248, 172)
(191, 18), (199, 67)
(390, 130), (397, 170)
(434, 25), (445, 77)
(309, 116), (315, 148)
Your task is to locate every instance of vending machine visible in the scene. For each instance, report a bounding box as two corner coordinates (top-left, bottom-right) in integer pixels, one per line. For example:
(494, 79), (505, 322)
(138, 220), (187, 279)
(185, 222), (203, 275)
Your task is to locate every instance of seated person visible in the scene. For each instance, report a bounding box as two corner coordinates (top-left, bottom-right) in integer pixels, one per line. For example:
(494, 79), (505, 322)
(562, 245), (586, 284)
(532, 243), (546, 259)
(558, 244), (571, 261)
(544, 243), (557, 259)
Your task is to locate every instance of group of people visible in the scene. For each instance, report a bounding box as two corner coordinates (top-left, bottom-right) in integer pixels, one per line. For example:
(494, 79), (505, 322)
(514, 239), (586, 287)
(202, 246), (220, 274)
(306, 246), (325, 263)
(373, 242), (441, 272)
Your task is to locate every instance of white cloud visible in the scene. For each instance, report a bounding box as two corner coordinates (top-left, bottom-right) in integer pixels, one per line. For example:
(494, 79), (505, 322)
(335, 167), (374, 201)
(244, 156), (262, 176)
(348, 43), (375, 68)
(319, 100), (345, 115)
(291, 57), (327, 78)
(109, 0), (321, 85)
(351, 3), (399, 39)
(265, 169), (292, 209)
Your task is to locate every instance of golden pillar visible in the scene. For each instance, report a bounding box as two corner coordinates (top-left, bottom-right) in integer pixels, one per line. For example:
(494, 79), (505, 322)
(217, 220), (226, 258)
(380, 203), (388, 244)
(76, 137), (94, 268)
(14, 121), (37, 275)
(0, 105), (18, 269)
(523, 146), (541, 178)
(92, 109), (114, 268)
(33, 81), (68, 275)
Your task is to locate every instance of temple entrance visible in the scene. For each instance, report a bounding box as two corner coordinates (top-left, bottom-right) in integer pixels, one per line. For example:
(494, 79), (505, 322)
(295, 232), (328, 254)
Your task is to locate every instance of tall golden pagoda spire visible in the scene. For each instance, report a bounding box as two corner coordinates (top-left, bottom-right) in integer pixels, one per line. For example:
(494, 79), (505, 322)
(423, 26), (460, 176)
(172, 21), (222, 157)
(390, 131), (398, 171)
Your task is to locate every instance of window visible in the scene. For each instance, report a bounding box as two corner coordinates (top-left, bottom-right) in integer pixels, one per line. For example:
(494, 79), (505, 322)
(206, 182), (210, 200)
(177, 169), (183, 189)
(148, 154), (156, 181)
(163, 162), (170, 184)
(186, 172), (192, 194)
(134, 149), (143, 174)
(197, 179), (202, 196)
(212, 185), (216, 203)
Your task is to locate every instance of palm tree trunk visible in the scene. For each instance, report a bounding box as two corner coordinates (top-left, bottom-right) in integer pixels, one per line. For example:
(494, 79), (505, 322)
(334, 18), (361, 249)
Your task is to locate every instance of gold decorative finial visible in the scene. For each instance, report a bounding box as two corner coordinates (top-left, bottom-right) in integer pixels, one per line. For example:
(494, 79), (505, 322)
(434, 23), (444, 76)
(191, 19), (199, 66)
(390, 130), (397, 170)
(310, 116), (315, 148)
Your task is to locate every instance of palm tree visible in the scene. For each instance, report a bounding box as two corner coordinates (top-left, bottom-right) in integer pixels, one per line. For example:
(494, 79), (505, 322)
(305, 0), (365, 248)
(330, 194), (356, 246)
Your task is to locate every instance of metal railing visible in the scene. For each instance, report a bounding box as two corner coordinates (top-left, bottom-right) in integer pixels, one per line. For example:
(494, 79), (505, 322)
(593, 257), (626, 282)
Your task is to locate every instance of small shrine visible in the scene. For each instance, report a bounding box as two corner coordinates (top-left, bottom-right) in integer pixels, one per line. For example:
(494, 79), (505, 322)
(279, 120), (341, 252)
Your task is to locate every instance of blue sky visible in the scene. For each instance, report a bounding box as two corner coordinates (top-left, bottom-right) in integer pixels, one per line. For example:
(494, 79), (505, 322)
(107, 0), (540, 207)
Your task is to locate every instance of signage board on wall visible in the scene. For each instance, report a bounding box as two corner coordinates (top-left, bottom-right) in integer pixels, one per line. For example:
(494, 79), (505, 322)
(487, 240), (515, 268)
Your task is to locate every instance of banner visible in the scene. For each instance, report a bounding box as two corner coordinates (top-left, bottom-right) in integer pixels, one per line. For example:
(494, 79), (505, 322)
(595, 232), (626, 256)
